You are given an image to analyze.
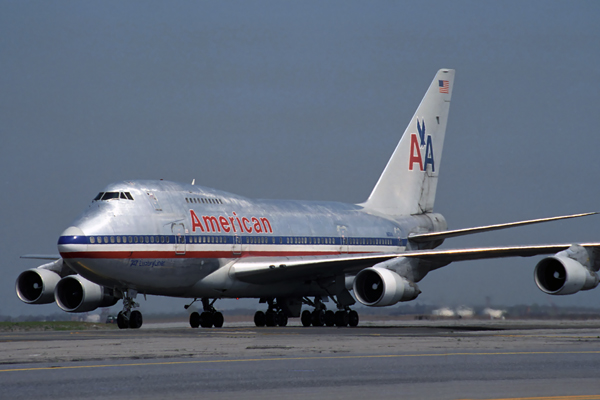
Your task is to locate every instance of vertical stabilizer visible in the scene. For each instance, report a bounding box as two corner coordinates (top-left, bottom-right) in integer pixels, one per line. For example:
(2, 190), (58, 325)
(361, 69), (454, 216)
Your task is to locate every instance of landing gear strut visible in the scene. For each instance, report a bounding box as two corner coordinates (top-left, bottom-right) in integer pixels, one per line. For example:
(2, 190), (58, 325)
(188, 298), (224, 328)
(254, 298), (289, 327)
(117, 289), (143, 329)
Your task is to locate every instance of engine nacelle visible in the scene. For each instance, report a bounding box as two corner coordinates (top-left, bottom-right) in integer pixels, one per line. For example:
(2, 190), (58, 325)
(55, 275), (118, 313)
(534, 256), (599, 295)
(353, 267), (420, 307)
(16, 268), (61, 305)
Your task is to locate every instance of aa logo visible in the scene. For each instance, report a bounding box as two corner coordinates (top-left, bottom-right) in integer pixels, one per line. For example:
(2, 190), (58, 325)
(408, 119), (434, 172)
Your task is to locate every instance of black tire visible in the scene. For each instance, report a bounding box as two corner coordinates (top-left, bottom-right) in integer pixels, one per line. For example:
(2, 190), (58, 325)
(129, 310), (143, 329)
(117, 312), (128, 329)
(199, 311), (213, 328)
(324, 310), (335, 327)
(254, 311), (266, 327)
(277, 311), (288, 327)
(265, 311), (277, 327)
(335, 311), (349, 327)
(189, 312), (200, 328)
(312, 310), (325, 327)
(301, 310), (312, 327)
(213, 312), (224, 328)
(348, 310), (359, 327)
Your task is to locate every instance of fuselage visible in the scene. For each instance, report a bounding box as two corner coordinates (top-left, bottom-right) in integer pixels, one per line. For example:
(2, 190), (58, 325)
(57, 180), (447, 299)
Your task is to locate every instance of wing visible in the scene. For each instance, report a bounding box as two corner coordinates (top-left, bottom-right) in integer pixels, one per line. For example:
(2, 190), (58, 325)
(231, 243), (600, 285)
(20, 254), (61, 260)
(408, 212), (596, 243)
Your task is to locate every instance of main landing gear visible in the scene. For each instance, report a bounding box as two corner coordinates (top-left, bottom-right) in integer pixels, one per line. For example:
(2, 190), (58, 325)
(301, 309), (359, 327)
(116, 290), (143, 329)
(300, 297), (359, 327)
(188, 298), (224, 328)
(253, 299), (288, 327)
(252, 296), (359, 328)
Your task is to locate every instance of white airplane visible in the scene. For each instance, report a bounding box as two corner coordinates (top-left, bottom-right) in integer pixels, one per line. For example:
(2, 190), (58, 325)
(16, 69), (599, 329)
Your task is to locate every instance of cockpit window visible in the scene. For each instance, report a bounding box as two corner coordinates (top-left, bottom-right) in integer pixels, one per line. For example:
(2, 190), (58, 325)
(101, 192), (120, 200)
(94, 191), (135, 202)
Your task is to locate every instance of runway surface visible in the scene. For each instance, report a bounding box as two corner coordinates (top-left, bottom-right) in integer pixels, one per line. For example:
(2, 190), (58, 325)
(1, 319), (600, 399)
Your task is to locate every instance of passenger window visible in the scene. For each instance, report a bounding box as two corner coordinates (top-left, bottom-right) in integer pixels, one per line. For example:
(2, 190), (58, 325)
(90, 237), (95, 244)
(110, 236), (115, 243)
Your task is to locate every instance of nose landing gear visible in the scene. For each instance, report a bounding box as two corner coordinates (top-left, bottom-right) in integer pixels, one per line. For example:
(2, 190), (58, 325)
(116, 290), (143, 329)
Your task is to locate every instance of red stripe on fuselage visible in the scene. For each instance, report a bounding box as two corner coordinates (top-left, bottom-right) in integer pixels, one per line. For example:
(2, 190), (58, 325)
(59, 250), (376, 259)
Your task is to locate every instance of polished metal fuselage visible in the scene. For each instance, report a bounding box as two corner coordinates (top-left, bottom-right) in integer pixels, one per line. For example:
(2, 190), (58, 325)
(58, 180), (445, 299)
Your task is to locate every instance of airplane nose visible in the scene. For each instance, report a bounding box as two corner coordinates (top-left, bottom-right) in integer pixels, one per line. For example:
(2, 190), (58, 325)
(60, 226), (85, 237)
(58, 226), (88, 255)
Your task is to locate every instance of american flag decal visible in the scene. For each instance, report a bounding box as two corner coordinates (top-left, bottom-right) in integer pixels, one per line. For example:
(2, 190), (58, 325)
(438, 80), (449, 94)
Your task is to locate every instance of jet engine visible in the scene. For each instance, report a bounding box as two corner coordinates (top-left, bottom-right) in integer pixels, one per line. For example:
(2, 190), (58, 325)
(353, 267), (420, 307)
(55, 275), (118, 313)
(16, 268), (61, 305)
(534, 255), (599, 295)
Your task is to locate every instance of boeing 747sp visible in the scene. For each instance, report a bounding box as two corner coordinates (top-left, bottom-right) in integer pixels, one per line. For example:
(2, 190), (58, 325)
(16, 69), (599, 329)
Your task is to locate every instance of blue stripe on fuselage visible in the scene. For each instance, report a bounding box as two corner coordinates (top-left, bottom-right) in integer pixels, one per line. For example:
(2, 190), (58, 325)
(58, 235), (409, 247)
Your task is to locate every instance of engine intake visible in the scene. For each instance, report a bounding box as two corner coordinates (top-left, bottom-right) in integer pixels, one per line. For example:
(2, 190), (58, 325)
(534, 255), (599, 295)
(55, 275), (118, 313)
(353, 267), (420, 307)
(16, 268), (61, 305)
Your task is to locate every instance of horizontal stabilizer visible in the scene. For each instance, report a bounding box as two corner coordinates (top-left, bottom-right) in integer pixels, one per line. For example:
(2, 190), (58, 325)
(408, 212), (597, 243)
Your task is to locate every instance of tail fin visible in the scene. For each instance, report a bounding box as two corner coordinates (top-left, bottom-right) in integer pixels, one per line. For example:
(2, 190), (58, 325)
(361, 69), (454, 216)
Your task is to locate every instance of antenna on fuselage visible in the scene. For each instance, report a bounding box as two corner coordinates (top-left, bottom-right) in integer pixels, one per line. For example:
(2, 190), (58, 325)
(191, 179), (195, 185)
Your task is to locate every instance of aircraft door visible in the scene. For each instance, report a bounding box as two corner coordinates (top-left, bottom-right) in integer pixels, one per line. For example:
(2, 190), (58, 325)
(233, 235), (242, 255)
(337, 225), (349, 254)
(172, 223), (186, 255)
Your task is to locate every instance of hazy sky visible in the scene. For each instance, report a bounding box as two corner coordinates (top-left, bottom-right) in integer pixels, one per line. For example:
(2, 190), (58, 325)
(1, 1), (599, 317)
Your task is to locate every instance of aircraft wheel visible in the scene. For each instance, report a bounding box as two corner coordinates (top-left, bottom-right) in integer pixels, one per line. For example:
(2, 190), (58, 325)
(117, 312), (128, 329)
(301, 310), (312, 327)
(129, 310), (143, 329)
(200, 311), (214, 328)
(335, 311), (348, 327)
(348, 310), (359, 327)
(277, 311), (288, 327)
(213, 312), (224, 328)
(254, 311), (266, 327)
(265, 311), (277, 327)
(312, 310), (325, 327)
(189, 312), (200, 328)
(324, 310), (335, 327)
